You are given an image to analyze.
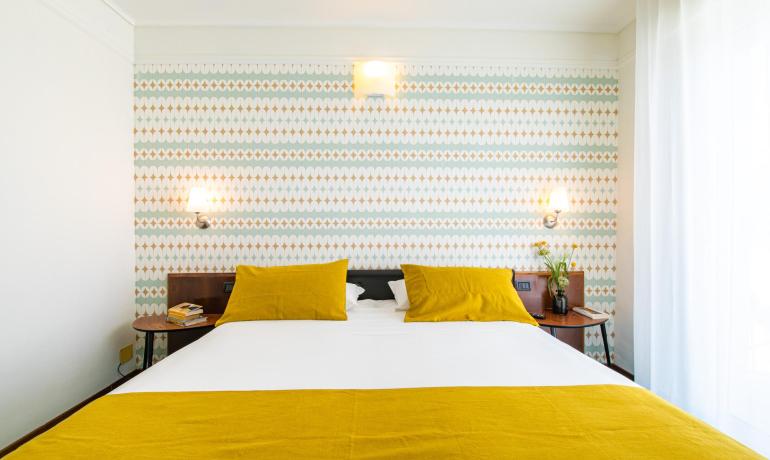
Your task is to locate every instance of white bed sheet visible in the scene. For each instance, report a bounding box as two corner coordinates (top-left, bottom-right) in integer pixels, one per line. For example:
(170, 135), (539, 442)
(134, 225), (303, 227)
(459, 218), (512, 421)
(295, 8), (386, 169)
(115, 301), (633, 394)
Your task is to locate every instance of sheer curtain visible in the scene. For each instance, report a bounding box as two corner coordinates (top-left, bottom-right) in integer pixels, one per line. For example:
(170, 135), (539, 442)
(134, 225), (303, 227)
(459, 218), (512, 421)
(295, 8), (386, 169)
(635, 0), (770, 455)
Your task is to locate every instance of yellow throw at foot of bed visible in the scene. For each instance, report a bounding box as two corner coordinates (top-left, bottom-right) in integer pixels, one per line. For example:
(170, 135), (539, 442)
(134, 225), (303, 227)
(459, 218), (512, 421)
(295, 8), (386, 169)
(8, 385), (760, 459)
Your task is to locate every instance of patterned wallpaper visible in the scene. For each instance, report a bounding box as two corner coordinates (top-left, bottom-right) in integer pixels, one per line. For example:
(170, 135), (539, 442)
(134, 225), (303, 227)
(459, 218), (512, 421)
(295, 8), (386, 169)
(133, 63), (618, 366)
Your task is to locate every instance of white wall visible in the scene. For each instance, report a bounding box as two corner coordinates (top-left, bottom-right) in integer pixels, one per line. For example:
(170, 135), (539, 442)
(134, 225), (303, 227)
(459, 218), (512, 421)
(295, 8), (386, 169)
(0, 0), (134, 449)
(135, 26), (619, 63)
(614, 21), (635, 373)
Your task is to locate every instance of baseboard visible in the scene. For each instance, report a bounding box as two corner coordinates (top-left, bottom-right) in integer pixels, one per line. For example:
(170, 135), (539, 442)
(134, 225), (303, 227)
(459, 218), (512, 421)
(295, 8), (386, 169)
(610, 364), (634, 381)
(0, 370), (140, 458)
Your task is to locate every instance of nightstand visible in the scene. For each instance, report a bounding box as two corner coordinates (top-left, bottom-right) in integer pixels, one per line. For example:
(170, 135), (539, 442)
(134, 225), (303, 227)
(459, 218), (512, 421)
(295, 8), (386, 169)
(132, 314), (221, 369)
(536, 309), (611, 366)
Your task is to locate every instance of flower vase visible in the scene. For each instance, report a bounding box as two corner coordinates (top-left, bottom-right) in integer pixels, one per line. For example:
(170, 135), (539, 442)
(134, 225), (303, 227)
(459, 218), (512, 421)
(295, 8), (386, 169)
(552, 289), (568, 315)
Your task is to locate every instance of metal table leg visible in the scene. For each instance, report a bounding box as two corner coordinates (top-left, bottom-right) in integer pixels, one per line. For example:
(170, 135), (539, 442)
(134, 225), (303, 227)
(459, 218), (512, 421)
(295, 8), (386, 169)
(600, 323), (611, 367)
(550, 327), (557, 337)
(142, 331), (154, 370)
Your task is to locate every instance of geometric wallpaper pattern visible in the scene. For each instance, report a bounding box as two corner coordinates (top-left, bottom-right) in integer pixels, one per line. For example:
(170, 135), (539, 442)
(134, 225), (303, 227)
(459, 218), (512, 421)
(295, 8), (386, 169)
(133, 63), (618, 366)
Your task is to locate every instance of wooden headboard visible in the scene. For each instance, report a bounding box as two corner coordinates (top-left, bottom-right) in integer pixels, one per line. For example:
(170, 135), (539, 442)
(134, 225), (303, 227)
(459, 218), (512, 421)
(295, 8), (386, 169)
(167, 270), (584, 314)
(167, 270), (585, 351)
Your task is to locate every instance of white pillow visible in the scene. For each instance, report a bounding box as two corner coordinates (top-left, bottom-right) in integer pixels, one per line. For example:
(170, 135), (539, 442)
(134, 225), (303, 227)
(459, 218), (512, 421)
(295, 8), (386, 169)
(355, 299), (399, 309)
(345, 283), (365, 310)
(387, 279), (410, 311)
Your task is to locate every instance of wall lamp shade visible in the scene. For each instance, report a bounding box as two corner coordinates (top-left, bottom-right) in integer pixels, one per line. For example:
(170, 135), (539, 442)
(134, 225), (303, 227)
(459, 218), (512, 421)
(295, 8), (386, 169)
(544, 187), (570, 229)
(186, 187), (211, 229)
(353, 61), (396, 98)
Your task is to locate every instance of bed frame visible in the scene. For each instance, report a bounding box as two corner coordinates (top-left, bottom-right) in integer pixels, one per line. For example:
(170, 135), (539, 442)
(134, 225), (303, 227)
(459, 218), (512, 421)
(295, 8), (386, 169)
(166, 270), (585, 353)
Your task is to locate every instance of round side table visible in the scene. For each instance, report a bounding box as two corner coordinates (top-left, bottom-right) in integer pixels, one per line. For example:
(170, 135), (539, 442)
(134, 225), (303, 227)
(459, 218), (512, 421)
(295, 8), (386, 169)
(536, 309), (611, 366)
(132, 314), (221, 369)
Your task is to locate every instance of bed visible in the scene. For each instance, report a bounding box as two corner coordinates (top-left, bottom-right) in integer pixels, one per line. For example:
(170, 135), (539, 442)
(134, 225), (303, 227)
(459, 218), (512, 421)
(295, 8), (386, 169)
(9, 270), (759, 459)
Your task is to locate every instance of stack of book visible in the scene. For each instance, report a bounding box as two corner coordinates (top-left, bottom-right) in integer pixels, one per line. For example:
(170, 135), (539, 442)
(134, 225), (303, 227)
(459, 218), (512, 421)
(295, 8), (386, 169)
(167, 303), (207, 326)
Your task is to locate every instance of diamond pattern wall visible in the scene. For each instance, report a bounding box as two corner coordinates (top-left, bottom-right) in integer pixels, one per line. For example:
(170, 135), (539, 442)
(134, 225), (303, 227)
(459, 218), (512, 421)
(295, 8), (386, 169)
(133, 63), (618, 366)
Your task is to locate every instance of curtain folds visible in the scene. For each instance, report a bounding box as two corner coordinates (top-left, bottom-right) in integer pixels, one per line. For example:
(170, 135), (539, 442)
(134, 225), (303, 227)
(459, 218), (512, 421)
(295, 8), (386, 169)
(634, 0), (770, 455)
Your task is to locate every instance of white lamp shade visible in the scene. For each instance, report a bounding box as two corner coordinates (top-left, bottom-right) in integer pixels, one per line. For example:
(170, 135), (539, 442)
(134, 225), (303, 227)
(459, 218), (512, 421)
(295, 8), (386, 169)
(353, 61), (396, 98)
(186, 187), (211, 213)
(548, 187), (570, 212)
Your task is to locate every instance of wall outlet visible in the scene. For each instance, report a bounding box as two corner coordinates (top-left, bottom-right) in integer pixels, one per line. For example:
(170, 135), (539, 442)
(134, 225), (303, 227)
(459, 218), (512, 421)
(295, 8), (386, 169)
(516, 281), (532, 291)
(119, 344), (134, 364)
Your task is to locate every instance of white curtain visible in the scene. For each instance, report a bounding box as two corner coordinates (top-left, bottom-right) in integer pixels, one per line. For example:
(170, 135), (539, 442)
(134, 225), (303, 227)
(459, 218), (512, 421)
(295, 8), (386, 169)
(635, 0), (770, 455)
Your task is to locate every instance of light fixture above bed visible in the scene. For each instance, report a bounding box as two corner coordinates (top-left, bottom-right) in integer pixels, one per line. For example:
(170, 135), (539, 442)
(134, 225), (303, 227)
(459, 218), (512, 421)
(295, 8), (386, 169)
(186, 187), (211, 229)
(543, 187), (569, 229)
(353, 61), (396, 98)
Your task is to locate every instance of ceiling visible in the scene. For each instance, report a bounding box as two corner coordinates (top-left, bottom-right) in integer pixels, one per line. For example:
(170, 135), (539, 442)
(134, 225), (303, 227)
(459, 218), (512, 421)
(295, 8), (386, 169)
(106, 0), (635, 33)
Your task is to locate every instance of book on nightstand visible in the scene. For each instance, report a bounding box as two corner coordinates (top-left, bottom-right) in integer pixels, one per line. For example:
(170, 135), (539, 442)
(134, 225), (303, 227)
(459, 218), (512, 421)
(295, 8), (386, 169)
(167, 303), (205, 326)
(572, 306), (610, 320)
(166, 316), (208, 327)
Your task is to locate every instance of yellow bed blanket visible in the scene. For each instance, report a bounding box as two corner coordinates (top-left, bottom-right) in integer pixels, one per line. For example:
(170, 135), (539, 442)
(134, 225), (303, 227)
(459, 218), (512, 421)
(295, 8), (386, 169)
(9, 385), (760, 459)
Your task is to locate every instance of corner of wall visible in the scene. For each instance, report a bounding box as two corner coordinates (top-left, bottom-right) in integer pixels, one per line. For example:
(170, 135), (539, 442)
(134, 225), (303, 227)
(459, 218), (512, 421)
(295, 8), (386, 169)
(614, 19), (635, 373)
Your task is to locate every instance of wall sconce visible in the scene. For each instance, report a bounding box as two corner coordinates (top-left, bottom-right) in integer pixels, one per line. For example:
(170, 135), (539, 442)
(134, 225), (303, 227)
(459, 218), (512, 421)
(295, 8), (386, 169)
(353, 61), (396, 98)
(186, 187), (211, 229)
(543, 187), (570, 229)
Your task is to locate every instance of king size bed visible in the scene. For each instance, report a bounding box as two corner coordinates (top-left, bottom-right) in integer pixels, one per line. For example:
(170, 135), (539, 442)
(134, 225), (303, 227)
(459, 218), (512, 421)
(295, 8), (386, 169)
(9, 269), (759, 459)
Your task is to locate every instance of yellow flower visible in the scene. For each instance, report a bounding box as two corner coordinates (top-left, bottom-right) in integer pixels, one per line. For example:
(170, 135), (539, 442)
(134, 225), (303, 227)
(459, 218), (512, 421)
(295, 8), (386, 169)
(572, 243), (579, 249)
(571, 261), (577, 268)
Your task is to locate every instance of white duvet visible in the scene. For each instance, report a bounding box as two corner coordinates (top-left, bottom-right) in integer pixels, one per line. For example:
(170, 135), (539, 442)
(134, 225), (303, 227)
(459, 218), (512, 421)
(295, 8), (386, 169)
(115, 300), (633, 394)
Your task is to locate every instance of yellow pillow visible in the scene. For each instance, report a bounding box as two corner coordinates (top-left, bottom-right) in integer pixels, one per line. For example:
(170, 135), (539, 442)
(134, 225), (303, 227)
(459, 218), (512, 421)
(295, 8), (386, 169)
(216, 259), (348, 326)
(402, 264), (538, 325)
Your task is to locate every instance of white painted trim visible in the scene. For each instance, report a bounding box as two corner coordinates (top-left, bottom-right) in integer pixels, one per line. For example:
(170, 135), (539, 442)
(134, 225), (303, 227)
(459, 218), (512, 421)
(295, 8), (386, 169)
(40, 0), (134, 62)
(132, 22), (631, 35)
(102, 0), (136, 26)
(134, 53), (620, 68)
(133, 26), (621, 68)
